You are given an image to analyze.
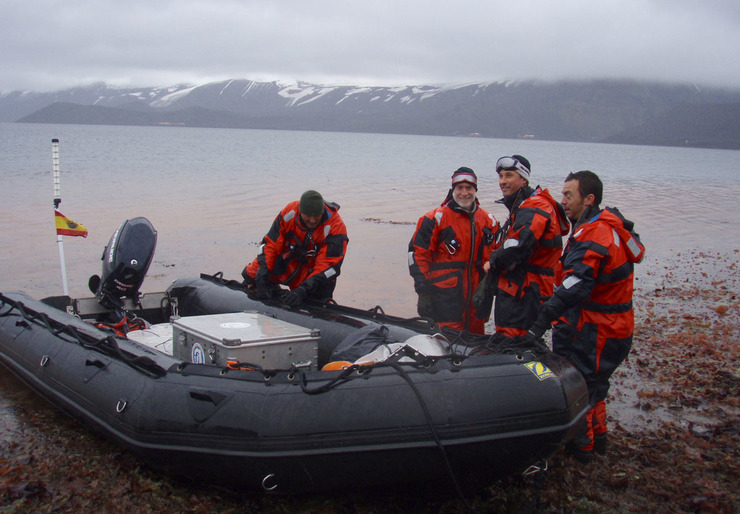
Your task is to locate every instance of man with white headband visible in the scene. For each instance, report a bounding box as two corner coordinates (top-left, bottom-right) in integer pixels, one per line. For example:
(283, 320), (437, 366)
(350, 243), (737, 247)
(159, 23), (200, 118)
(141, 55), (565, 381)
(479, 155), (570, 337)
(408, 167), (498, 334)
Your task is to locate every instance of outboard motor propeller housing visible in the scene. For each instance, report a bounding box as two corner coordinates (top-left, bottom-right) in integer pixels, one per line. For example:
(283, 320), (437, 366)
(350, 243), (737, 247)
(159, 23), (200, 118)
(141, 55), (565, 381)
(89, 217), (157, 309)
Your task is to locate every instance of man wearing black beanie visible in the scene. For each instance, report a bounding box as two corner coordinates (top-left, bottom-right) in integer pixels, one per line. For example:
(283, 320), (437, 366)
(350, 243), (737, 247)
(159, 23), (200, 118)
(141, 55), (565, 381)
(243, 190), (349, 308)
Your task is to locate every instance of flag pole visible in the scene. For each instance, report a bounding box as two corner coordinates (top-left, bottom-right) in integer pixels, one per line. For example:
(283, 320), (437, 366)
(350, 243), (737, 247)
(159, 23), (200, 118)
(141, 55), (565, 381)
(52, 138), (70, 296)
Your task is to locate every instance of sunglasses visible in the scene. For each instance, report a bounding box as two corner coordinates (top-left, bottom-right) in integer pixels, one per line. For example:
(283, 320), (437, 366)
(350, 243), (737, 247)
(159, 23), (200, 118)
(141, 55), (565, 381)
(496, 156), (529, 176)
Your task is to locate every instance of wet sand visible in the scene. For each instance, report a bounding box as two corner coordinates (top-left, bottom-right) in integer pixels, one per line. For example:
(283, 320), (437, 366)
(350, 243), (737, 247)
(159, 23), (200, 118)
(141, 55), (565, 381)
(1, 249), (738, 512)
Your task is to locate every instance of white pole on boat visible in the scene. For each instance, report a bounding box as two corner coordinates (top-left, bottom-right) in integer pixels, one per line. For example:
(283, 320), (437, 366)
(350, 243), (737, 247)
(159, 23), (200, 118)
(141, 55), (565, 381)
(52, 138), (70, 296)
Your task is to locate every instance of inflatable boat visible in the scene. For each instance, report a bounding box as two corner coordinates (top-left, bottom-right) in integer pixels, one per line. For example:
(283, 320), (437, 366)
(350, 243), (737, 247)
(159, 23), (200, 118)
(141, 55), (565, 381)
(0, 218), (588, 494)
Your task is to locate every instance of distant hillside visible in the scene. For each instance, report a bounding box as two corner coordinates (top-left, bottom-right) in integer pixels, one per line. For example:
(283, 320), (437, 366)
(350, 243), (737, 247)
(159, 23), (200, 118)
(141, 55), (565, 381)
(15, 102), (260, 129)
(4, 79), (740, 149)
(604, 103), (740, 150)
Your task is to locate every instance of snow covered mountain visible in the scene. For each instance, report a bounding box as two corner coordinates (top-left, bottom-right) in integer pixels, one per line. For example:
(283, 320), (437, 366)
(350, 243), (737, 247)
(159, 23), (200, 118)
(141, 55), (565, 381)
(3, 79), (740, 149)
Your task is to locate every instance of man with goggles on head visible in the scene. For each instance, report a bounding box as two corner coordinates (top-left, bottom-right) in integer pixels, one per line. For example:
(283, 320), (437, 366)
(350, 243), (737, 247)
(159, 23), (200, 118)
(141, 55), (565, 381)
(478, 155), (570, 337)
(408, 167), (498, 334)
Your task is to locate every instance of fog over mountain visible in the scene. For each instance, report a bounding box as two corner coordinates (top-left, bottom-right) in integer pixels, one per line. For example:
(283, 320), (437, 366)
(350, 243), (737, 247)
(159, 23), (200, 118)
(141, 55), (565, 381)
(3, 79), (740, 150)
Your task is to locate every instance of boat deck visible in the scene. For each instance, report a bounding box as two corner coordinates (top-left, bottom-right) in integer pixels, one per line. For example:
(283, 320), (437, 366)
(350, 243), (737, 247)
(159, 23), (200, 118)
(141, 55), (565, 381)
(127, 322), (173, 355)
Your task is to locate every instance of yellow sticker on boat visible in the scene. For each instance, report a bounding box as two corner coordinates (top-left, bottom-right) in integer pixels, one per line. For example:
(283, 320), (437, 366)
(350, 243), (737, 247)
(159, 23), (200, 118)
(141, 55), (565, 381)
(524, 362), (555, 381)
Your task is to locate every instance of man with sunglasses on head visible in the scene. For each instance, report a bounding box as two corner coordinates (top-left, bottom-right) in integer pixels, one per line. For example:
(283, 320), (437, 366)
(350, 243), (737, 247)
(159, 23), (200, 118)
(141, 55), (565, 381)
(409, 167), (498, 334)
(480, 155), (570, 337)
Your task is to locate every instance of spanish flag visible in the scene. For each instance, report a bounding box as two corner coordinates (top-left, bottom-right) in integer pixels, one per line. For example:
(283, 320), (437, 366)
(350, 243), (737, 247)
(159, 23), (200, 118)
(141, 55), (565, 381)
(55, 209), (88, 237)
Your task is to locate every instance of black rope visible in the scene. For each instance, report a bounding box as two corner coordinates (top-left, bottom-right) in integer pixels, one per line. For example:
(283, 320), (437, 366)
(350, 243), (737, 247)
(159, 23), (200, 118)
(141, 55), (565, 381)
(297, 356), (477, 511)
(468, 333), (549, 358)
(0, 294), (166, 378)
(386, 361), (477, 513)
(208, 271), (246, 290)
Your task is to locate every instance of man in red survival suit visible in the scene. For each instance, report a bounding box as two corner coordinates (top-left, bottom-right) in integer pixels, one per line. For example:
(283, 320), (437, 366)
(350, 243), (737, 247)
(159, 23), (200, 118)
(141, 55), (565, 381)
(483, 155), (571, 337)
(243, 190), (349, 308)
(526, 170), (645, 463)
(408, 167), (498, 334)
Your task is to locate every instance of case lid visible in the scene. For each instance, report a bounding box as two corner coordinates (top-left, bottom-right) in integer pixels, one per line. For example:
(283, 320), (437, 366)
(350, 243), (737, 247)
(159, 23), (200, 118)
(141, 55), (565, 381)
(172, 311), (319, 347)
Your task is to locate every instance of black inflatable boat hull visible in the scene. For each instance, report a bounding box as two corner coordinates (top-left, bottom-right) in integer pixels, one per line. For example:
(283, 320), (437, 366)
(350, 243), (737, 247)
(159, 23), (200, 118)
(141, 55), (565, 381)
(0, 276), (588, 493)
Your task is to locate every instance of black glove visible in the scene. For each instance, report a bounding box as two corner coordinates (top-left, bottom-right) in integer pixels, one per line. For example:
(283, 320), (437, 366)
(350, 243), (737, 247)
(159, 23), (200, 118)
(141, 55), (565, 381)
(528, 325), (547, 341)
(417, 293), (434, 318)
(472, 273), (495, 319)
(489, 250), (503, 272)
(283, 286), (307, 308)
(526, 306), (555, 341)
(256, 278), (272, 300)
(490, 249), (519, 273)
(523, 331), (541, 346)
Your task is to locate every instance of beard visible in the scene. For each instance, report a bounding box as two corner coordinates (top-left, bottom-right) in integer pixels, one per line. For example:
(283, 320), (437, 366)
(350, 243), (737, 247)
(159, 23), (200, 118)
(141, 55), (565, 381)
(453, 194), (475, 211)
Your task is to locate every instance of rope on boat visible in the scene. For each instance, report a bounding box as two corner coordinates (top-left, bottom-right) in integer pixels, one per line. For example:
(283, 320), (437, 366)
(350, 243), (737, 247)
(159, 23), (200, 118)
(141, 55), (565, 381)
(467, 332), (550, 359)
(386, 361), (475, 512)
(0, 293), (167, 378)
(295, 349), (476, 509)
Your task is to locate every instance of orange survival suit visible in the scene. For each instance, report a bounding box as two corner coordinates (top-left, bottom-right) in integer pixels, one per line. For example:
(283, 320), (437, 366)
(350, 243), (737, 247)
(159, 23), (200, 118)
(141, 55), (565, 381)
(408, 198), (498, 334)
(530, 205), (645, 453)
(490, 186), (570, 337)
(244, 200), (348, 300)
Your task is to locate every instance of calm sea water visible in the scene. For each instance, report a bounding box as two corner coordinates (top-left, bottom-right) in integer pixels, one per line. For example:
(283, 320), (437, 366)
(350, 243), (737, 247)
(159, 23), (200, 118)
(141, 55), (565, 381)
(1, 122), (739, 317)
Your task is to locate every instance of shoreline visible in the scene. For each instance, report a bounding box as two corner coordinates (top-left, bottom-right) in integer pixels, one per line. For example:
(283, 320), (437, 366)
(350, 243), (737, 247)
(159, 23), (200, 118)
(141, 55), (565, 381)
(1, 250), (738, 512)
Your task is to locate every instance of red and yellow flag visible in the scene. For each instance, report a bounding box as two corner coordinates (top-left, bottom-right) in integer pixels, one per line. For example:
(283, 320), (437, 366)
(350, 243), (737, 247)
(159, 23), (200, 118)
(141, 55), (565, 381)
(55, 209), (88, 237)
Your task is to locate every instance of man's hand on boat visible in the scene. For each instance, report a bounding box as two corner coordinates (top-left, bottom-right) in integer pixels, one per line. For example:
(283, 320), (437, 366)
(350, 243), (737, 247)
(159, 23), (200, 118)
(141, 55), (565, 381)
(255, 278), (273, 300)
(243, 276), (285, 301)
(282, 286), (307, 308)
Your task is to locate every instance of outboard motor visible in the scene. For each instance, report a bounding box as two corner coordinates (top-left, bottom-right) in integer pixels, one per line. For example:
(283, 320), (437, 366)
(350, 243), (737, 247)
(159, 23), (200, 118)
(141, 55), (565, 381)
(88, 217), (157, 309)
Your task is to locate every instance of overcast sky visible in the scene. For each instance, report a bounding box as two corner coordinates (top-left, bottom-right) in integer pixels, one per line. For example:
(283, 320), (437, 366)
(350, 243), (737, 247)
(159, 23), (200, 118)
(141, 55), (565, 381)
(3, 0), (739, 93)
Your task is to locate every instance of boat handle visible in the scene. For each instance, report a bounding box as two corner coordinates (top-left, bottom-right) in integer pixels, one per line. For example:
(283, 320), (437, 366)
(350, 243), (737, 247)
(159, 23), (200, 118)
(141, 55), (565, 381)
(40, 355), (50, 367)
(116, 399), (128, 413)
(262, 473), (277, 491)
(522, 459), (548, 475)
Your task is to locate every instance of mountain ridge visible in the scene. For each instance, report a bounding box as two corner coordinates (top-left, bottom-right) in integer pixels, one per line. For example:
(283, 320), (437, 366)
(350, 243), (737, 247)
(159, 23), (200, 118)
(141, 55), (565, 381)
(3, 79), (740, 149)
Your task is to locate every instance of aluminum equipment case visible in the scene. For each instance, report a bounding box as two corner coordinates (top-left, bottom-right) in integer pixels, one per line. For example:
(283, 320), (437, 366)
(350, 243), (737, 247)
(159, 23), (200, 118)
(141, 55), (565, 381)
(172, 312), (320, 370)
